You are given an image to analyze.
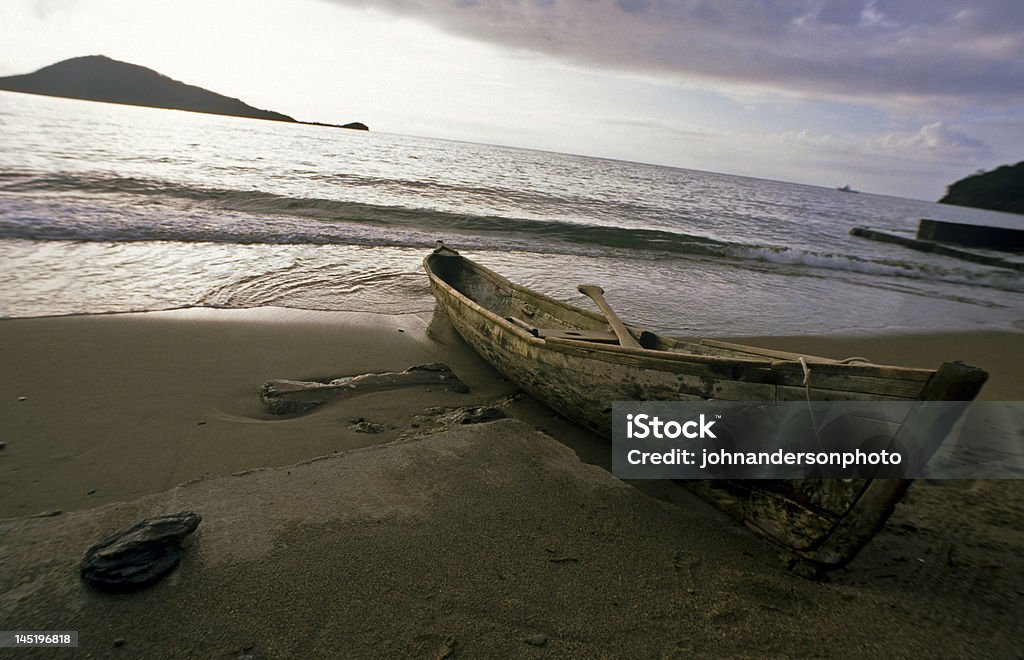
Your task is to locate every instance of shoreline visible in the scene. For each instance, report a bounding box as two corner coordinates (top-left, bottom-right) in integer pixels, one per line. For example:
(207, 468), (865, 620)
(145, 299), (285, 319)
(5, 302), (1024, 336)
(2, 306), (1022, 655)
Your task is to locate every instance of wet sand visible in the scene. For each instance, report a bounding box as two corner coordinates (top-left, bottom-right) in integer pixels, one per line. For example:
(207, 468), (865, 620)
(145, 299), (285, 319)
(1, 308), (1021, 657)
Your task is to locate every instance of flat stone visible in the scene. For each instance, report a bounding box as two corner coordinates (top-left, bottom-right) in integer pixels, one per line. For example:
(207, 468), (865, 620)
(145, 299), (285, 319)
(80, 511), (201, 591)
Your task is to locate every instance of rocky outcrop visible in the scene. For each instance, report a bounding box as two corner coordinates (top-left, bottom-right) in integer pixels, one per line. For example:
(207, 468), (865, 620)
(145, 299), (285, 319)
(939, 162), (1024, 215)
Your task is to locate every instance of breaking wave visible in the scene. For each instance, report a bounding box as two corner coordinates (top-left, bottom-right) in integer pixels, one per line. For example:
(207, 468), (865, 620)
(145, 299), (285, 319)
(2, 170), (1021, 294)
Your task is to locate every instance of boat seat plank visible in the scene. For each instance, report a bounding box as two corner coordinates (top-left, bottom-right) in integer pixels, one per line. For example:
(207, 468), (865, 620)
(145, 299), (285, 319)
(506, 317), (621, 344)
(536, 328), (620, 343)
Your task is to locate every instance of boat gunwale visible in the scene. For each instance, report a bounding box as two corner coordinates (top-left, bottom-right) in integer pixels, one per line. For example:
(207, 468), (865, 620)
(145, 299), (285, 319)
(426, 253), (783, 371)
(425, 251), (938, 381)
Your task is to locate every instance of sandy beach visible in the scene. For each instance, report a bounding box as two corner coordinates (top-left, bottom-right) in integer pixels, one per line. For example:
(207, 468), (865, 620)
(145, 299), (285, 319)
(2, 308), (1022, 657)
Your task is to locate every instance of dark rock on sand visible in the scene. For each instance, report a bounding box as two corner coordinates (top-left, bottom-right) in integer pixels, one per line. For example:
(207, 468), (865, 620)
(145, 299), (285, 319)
(398, 395), (520, 439)
(80, 511), (201, 591)
(459, 406), (505, 425)
(350, 420), (386, 433)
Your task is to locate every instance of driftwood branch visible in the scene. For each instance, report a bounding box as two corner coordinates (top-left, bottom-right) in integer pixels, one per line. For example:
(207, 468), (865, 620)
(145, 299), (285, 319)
(261, 363), (468, 415)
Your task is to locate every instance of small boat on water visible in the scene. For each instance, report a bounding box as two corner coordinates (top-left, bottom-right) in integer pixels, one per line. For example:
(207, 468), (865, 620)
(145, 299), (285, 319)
(423, 244), (988, 570)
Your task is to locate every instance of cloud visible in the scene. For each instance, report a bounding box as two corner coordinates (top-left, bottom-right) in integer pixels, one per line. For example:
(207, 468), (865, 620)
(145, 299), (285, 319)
(882, 121), (989, 155)
(596, 115), (727, 141)
(28, 0), (77, 19)
(776, 121), (990, 166)
(326, 0), (1024, 108)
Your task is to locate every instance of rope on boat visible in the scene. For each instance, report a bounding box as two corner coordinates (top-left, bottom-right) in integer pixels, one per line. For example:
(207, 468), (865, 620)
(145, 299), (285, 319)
(799, 357), (825, 453)
(798, 354), (872, 455)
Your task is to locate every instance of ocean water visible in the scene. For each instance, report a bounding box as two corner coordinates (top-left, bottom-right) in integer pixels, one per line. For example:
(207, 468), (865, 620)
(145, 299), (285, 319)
(1, 91), (1022, 336)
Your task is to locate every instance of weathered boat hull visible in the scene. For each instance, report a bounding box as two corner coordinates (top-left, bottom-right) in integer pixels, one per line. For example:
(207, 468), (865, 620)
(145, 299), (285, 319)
(424, 246), (988, 569)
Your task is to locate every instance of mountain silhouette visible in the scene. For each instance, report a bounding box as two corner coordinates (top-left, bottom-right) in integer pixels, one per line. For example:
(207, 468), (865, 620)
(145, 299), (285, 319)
(0, 55), (296, 123)
(939, 162), (1024, 216)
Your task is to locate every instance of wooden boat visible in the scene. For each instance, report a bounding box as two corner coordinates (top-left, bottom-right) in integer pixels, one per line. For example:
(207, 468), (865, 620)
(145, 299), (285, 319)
(424, 244), (988, 570)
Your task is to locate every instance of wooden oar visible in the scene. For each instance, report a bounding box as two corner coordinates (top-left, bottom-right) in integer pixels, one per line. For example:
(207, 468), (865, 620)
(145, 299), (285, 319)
(576, 284), (641, 349)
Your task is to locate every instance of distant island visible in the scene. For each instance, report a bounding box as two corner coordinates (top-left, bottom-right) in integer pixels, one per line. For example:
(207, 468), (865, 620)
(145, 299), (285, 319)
(939, 162), (1024, 215)
(0, 55), (367, 131)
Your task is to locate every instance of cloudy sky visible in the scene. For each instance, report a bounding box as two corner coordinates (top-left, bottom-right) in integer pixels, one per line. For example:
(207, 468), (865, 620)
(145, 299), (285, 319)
(2, 0), (1023, 199)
